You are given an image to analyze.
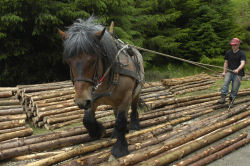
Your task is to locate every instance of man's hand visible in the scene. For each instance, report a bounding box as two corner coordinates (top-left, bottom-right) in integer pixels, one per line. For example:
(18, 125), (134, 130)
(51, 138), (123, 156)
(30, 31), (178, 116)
(233, 69), (239, 74)
(222, 72), (226, 77)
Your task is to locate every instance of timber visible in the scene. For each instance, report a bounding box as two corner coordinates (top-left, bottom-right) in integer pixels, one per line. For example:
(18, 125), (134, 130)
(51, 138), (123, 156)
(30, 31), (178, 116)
(173, 133), (248, 166)
(189, 137), (250, 166)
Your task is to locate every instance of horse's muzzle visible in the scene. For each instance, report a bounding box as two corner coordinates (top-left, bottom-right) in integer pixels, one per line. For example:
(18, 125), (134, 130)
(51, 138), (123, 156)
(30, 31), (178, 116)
(74, 99), (92, 110)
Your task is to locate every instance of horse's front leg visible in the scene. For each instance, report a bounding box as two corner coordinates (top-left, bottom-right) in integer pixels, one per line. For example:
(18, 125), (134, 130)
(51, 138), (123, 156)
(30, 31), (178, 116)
(112, 110), (129, 158)
(83, 108), (106, 139)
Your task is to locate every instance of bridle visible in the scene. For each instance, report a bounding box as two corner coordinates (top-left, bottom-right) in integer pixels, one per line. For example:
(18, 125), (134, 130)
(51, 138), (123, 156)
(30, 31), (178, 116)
(70, 44), (129, 91)
(70, 57), (101, 88)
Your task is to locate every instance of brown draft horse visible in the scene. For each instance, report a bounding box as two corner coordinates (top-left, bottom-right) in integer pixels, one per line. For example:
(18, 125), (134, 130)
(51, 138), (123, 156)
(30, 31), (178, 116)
(58, 16), (144, 158)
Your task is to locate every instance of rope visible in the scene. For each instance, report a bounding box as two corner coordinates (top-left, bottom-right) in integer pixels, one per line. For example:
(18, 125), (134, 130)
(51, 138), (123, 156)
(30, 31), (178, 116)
(130, 44), (235, 73)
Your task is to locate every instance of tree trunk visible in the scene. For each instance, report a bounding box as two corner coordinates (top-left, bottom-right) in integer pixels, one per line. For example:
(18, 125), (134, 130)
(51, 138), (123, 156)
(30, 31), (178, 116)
(0, 127), (33, 142)
(189, 137), (250, 166)
(174, 133), (248, 166)
(0, 119), (25, 130)
(0, 114), (26, 122)
(137, 118), (250, 166)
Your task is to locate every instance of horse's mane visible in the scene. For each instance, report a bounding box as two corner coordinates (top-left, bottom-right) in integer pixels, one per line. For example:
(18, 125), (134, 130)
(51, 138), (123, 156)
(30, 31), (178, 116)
(63, 16), (118, 65)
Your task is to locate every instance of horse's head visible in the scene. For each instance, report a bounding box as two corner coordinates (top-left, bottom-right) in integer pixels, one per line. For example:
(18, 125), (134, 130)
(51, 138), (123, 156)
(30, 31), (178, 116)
(58, 18), (110, 109)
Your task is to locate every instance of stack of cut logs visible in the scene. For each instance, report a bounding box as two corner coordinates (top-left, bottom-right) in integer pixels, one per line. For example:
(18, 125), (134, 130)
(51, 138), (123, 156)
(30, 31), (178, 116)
(0, 87), (33, 142)
(15, 73), (216, 130)
(1, 88), (249, 166)
(17, 81), (114, 130)
(161, 73), (215, 95)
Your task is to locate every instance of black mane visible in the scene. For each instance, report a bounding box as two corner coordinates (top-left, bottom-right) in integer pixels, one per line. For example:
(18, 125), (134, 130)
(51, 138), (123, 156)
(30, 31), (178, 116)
(63, 16), (118, 65)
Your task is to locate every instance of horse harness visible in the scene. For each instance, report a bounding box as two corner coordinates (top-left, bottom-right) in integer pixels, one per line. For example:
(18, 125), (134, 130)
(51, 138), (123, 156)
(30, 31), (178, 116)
(70, 39), (142, 99)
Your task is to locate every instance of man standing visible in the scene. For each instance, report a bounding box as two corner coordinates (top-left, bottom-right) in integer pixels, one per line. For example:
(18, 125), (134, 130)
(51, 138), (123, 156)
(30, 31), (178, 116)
(218, 38), (247, 104)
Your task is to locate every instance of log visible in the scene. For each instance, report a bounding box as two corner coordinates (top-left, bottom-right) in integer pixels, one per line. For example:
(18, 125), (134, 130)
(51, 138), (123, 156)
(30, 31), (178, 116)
(34, 94), (75, 105)
(44, 110), (84, 122)
(137, 118), (250, 166)
(32, 100), (75, 111)
(141, 86), (166, 93)
(161, 73), (211, 86)
(22, 84), (73, 93)
(173, 133), (248, 166)
(189, 137), (250, 166)
(36, 100), (76, 112)
(143, 81), (162, 88)
(170, 80), (214, 92)
(0, 91), (13, 98)
(0, 107), (24, 115)
(0, 133), (91, 160)
(35, 106), (79, 122)
(46, 113), (84, 125)
(30, 89), (74, 101)
(0, 114), (26, 122)
(0, 127), (33, 142)
(11, 151), (65, 161)
(0, 126), (27, 135)
(0, 119), (25, 130)
(0, 127), (86, 150)
(44, 118), (82, 130)
(0, 99), (20, 106)
(174, 84), (214, 95)
(100, 111), (250, 166)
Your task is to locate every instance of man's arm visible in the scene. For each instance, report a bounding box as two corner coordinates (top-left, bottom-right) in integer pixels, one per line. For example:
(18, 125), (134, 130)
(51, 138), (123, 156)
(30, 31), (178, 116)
(222, 60), (228, 76)
(234, 60), (246, 74)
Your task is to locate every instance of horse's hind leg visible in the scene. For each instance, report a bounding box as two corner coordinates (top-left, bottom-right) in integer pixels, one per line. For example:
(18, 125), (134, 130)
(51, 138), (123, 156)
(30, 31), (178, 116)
(83, 108), (105, 139)
(111, 110), (129, 158)
(130, 95), (140, 130)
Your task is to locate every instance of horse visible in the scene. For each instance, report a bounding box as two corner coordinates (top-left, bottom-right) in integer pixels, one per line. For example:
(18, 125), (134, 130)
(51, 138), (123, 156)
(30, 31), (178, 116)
(58, 16), (144, 158)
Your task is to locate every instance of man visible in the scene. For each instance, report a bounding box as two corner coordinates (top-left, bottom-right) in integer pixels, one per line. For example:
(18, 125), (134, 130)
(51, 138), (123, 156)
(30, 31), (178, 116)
(218, 37), (246, 104)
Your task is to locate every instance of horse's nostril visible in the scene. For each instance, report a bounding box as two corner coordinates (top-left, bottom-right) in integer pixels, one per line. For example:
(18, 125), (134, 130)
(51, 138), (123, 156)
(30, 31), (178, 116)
(85, 100), (91, 108)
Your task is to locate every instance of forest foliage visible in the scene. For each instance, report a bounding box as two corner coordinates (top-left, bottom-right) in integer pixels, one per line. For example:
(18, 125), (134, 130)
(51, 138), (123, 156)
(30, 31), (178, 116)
(0, 0), (249, 86)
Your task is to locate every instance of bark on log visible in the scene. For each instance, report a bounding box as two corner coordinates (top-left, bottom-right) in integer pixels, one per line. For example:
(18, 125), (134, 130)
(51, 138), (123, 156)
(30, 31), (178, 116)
(173, 133), (248, 166)
(137, 118), (250, 166)
(0, 133), (91, 160)
(0, 127), (86, 150)
(173, 84), (214, 95)
(11, 151), (65, 161)
(0, 127), (33, 142)
(44, 118), (82, 130)
(0, 119), (25, 130)
(46, 113), (84, 125)
(35, 106), (79, 122)
(0, 126), (26, 135)
(100, 111), (250, 166)
(0, 91), (13, 98)
(0, 108), (24, 116)
(36, 100), (76, 113)
(29, 88), (74, 101)
(44, 110), (84, 123)
(143, 82), (162, 88)
(189, 137), (250, 166)
(0, 114), (26, 122)
(141, 86), (166, 93)
(0, 100), (20, 106)
(34, 94), (75, 105)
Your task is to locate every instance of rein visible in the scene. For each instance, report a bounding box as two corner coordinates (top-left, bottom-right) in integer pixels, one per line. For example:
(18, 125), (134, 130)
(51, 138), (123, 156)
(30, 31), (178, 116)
(70, 44), (129, 91)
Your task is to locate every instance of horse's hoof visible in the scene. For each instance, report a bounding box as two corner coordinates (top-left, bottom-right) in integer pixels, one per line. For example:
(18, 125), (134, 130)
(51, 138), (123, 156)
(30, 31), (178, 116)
(130, 122), (140, 131)
(88, 122), (106, 139)
(111, 141), (129, 158)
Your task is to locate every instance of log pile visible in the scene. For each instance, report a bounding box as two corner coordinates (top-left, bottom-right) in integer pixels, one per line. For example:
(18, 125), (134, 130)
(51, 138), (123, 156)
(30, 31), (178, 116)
(161, 73), (215, 95)
(17, 81), (114, 129)
(0, 87), (33, 142)
(0, 88), (249, 165)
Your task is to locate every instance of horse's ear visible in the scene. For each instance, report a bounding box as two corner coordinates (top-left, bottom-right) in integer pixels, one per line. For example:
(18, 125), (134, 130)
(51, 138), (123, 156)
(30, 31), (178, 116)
(95, 28), (106, 40)
(57, 28), (69, 40)
(109, 21), (114, 34)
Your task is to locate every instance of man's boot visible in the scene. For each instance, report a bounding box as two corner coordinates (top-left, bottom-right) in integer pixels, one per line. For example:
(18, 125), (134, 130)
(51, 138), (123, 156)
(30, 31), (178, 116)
(229, 96), (235, 107)
(218, 95), (226, 104)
